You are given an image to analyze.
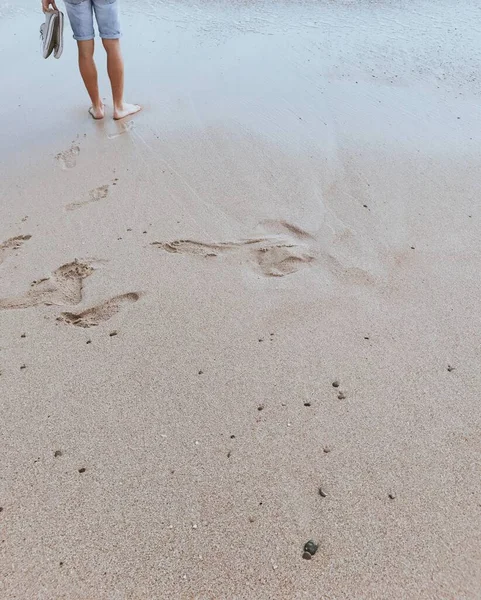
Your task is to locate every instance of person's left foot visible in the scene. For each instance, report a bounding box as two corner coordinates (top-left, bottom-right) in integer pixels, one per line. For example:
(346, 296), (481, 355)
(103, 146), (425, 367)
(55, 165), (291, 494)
(113, 103), (142, 120)
(89, 104), (105, 120)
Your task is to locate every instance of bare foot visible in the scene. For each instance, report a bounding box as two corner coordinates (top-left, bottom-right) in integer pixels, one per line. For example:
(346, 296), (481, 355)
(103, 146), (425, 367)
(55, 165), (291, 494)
(113, 103), (142, 120)
(89, 104), (105, 120)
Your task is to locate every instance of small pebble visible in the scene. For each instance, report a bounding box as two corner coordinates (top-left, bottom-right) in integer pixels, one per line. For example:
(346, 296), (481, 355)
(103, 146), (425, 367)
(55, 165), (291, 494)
(257, 405), (264, 411)
(332, 380), (340, 388)
(318, 487), (327, 498)
(109, 331), (118, 337)
(388, 493), (396, 500)
(303, 540), (318, 556)
(230, 435), (235, 439)
(192, 524), (197, 529)
(337, 392), (346, 400)
(323, 446), (331, 453)
(447, 365), (455, 372)
(78, 467), (86, 473)
(304, 402), (311, 407)
(86, 340), (91, 344)
(0, 507), (3, 512)
(20, 364), (26, 370)
(21, 333), (26, 338)
(54, 450), (62, 458)
(198, 370), (204, 375)
(302, 551), (312, 560)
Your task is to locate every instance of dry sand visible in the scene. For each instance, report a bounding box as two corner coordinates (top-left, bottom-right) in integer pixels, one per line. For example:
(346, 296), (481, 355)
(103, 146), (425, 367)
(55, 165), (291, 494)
(1, 0), (481, 598)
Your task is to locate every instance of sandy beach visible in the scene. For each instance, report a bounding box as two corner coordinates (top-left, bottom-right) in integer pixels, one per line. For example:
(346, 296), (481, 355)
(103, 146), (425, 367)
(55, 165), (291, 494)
(1, 0), (481, 598)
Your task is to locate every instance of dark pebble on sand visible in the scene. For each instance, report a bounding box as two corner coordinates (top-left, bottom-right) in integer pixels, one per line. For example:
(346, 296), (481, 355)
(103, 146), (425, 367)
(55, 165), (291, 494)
(332, 380), (340, 388)
(86, 340), (91, 344)
(78, 468), (86, 474)
(337, 392), (346, 400)
(257, 405), (264, 411)
(21, 333), (26, 338)
(447, 365), (455, 372)
(304, 402), (311, 407)
(388, 493), (396, 500)
(318, 487), (327, 498)
(302, 551), (312, 560)
(20, 364), (26, 370)
(198, 370), (204, 375)
(109, 331), (118, 337)
(323, 446), (331, 453)
(54, 450), (62, 458)
(303, 540), (318, 557)
(230, 435), (235, 439)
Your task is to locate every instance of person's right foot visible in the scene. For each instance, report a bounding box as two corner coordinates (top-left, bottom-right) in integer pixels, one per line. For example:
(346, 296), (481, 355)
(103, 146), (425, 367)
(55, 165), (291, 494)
(113, 103), (142, 120)
(89, 104), (105, 120)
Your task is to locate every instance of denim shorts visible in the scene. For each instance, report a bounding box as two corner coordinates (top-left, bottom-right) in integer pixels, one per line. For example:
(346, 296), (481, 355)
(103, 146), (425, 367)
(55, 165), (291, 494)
(64, 0), (121, 41)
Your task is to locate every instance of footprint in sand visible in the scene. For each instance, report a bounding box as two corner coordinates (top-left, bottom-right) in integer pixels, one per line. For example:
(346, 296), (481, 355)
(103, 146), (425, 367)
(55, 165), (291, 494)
(152, 221), (316, 278)
(108, 120), (135, 139)
(0, 235), (31, 265)
(154, 238), (264, 257)
(252, 243), (315, 277)
(56, 144), (80, 170)
(66, 185), (109, 211)
(57, 292), (141, 327)
(0, 260), (94, 310)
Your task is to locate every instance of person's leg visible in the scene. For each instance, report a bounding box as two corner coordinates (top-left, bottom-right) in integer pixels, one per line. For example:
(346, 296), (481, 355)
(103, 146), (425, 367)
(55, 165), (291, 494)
(77, 40), (104, 119)
(102, 39), (140, 119)
(93, 0), (140, 119)
(64, 0), (104, 118)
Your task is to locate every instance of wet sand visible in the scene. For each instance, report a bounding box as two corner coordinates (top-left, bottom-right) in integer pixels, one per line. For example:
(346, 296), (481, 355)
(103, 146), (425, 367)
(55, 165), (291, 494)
(1, 0), (481, 598)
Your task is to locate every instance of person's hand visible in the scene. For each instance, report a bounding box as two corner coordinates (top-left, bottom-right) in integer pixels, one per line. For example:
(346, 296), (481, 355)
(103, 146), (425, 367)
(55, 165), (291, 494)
(42, 0), (59, 12)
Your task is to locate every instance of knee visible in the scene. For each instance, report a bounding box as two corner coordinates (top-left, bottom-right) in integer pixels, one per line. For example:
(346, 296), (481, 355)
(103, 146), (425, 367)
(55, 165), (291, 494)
(102, 38), (120, 54)
(77, 40), (95, 60)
